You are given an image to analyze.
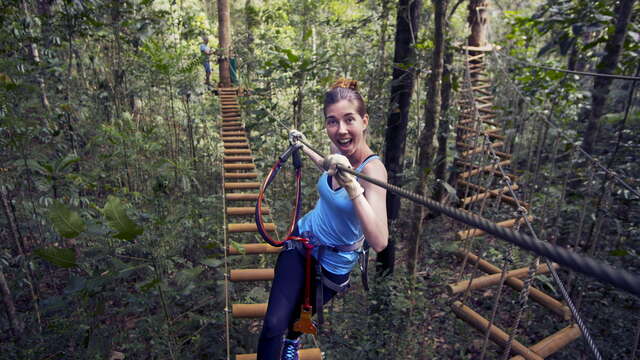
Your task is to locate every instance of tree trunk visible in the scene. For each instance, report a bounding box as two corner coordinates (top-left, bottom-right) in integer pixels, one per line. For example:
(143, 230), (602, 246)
(467, 0), (489, 48)
(583, 0), (636, 154)
(432, 48), (454, 203)
(217, 0), (232, 88)
(407, 0), (447, 276)
(368, 0), (392, 132)
(377, 0), (423, 275)
(0, 269), (23, 337)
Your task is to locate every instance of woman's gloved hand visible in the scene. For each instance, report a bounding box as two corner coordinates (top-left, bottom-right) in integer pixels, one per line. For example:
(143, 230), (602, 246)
(323, 154), (364, 200)
(288, 129), (306, 145)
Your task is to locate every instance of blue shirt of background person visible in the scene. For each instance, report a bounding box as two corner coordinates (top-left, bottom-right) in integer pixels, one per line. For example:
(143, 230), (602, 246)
(200, 36), (212, 85)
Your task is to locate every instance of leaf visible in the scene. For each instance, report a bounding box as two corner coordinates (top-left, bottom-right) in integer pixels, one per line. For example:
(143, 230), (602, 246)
(34, 247), (77, 268)
(138, 278), (160, 292)
(102, 196), (143, 241)
(201, 258), (223, 267)
(609, 249), (629, 256)
(48, 201), (86, 238)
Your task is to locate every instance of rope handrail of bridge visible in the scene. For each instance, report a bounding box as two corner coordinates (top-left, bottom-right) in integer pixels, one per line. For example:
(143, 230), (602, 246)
(493, 48), (640, 81)
(293, 138), (640, 298)
(489, 49), (640, 200)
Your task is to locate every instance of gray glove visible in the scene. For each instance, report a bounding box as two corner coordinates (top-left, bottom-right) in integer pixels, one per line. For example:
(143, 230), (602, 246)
(323, 154), (364, 200)
(288, 129), (306, 145)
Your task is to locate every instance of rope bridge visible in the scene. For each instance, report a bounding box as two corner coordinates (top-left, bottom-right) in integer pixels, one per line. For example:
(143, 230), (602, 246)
(218, 88), (322, 360)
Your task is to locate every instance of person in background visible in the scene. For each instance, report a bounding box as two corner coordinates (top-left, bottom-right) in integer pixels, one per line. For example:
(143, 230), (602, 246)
(199, 35), (212, 86)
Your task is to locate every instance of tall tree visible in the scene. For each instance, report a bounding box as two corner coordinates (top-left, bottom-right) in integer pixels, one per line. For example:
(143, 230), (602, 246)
(378, 0), (423, 275)
(217, 0), (232, 87)
(406, 0), (448, 275)
(583, 0), (636, 154)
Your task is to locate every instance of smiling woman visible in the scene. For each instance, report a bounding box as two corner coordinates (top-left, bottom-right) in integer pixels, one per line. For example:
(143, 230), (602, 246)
(256, 79), (388, 360)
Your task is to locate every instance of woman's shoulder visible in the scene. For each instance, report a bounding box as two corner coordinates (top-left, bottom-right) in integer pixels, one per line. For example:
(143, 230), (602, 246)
(359, 155), (387, 180)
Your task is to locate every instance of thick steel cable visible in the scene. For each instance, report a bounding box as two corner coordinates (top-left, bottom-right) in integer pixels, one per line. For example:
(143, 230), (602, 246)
(296, 138), (640, 297)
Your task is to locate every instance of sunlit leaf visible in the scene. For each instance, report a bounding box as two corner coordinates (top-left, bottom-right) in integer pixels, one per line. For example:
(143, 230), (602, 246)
(34, 247), (77, 268)
(48, 201), (86, 238)
(103, 196), (143, 241)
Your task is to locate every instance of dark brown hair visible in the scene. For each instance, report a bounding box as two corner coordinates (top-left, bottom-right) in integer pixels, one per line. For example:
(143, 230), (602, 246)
(323, 78), (367, 117)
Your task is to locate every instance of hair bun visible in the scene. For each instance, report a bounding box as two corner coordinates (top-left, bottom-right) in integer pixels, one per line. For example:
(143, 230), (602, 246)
(331, 78), (358, 91)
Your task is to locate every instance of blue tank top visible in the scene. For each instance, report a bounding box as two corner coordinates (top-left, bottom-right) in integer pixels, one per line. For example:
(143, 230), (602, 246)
(297, 155), (381, 275)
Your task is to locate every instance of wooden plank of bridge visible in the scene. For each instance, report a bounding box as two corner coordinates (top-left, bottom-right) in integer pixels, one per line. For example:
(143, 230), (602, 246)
(509, 325), (581, 360)
(225, 172), (258, 179)
(232, 303), (268, 318)
(230, 268), (275, 282)
(451, 301), (544, 360)
(227, 207), (269, 216)
(228, 243), (281, 255)
(224, 149), (251, 155)
(455, 250), (570, 319)
(456, 216), (533, 241)
(447, 262), (559, 294)
(228, 223), (275, 233)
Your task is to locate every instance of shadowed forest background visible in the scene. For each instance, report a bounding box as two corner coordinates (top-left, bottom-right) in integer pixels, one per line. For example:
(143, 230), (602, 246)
(1, 0), (639, 359)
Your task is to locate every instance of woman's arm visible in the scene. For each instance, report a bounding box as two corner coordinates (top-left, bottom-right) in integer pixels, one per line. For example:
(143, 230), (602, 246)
(351, 160), (388, 252)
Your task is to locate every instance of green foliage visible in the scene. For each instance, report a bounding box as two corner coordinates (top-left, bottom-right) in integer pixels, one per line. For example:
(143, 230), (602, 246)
(102, 196), (143, 241)
(48, 201), (86, 238)
(34, 247), (78, 268)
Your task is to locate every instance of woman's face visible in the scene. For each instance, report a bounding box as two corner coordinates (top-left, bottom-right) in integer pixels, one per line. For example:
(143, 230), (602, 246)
(325, 100), (368, 158)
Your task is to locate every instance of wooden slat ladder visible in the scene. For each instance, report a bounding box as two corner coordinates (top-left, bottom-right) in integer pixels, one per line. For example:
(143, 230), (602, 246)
(218, 88), (322, 360)
(448, 46), (580, 359)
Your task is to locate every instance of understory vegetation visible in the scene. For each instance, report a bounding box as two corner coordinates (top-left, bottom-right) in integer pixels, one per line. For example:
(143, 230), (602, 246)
(1, 0), (639, 359)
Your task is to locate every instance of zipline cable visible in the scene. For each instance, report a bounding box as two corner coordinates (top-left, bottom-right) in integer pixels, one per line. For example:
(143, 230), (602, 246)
(491, 50), (640, 200)
(294, 138), (640, 298)
(495, 48), (640, 81)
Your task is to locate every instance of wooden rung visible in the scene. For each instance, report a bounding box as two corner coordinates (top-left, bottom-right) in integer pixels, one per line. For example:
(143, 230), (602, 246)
(221, 131), (245, 136)
(462, 44), (495, 52)
(224, 149), (251, 155)
(458, 180), (526, 208)
(224, 156), (254, 162)
(455, 251), (571, 320)
(477, 95), (494, 102)
(474, 88), (492, 96)
(471, 84), (491, 91)
(466, 53), (485, 62)
(226, 193), (259, 201)
(456, 216), (533, 240)
(223, 143), (249, 149)
(460, 187), (520, 207)
(509, 325), (581, 360)
(479, 107), (496, 114)
(228, 223), (275, 233)
(223, 136), (248, 142)
(223, 163), (255, 170)
(447, 262), (559, 294)
(232, 303), (267, 318)
(230, 268), (274, 281)
(457, 141), (504, 151)
(227, 206), (269, 216)
(225, 172), (258, 179)
(451, 301), (544, 360)
(458, 164), (517, 181)
(461, 146), (511, 159)
(236, 348), (322, 360)
(461, 131), (505, 141)
(224, 182), (260, 190)
(223, 115), (241, 120)
(228, 243), (281, 255)
(455, 159), (511, 171)
(222, 104), (240, 108)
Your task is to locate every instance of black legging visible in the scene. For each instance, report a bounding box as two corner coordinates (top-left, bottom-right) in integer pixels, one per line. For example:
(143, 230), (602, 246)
(256, 246), (349, 359)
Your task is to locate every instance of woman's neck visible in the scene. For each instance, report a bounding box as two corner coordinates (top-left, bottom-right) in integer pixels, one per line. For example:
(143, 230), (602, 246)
(346, 146), (374, 168)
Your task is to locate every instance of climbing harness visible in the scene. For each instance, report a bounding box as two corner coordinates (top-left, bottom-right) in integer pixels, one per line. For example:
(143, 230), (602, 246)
(254, 141), (362, 335)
